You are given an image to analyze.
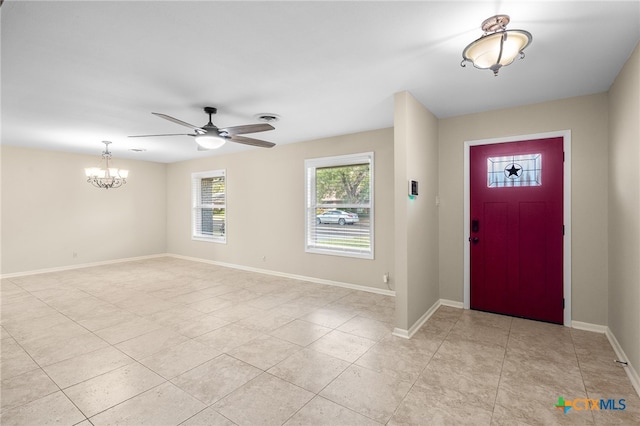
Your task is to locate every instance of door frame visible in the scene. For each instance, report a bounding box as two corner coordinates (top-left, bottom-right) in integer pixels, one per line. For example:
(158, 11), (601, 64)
(463, 130), (572, 326)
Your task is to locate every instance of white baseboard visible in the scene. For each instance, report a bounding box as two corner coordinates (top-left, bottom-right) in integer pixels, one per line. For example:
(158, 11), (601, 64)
(571, 321), (608, 333)
(167, 254), (396, 297)
(439, 299), (464, 309)
(0, 253), (170, 279)
(605, 327), (640, 398)
(393, 298), (444, 339)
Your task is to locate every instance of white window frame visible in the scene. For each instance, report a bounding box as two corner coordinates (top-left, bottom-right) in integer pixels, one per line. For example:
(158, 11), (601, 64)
(305, 152), (374, 259)
(192, 169), (226, 243)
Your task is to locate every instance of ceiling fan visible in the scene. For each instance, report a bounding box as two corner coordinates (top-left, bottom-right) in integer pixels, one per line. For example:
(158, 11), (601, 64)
(129, 106), (275, 150)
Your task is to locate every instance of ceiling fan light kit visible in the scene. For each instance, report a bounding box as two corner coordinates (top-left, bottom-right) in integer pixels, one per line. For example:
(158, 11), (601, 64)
(85, 141), (128, 189)
(195, 134), (227, 149)
(461, 15), (532, 76)
(129, 106), (276, 150)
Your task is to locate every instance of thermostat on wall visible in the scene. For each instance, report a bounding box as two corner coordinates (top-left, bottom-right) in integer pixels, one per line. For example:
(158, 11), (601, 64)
(409, 180), (418, 197)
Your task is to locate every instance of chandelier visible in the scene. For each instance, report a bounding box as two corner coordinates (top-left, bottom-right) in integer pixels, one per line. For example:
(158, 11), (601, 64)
(85, 141), (129, 189)
(461, 15), (532, 76)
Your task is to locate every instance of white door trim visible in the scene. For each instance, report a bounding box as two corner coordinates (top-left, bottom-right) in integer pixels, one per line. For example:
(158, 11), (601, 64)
(463, 130), (572, 326)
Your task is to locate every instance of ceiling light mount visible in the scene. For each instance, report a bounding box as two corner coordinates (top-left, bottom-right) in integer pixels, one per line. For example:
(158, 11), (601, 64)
(461, 14), (532, 76)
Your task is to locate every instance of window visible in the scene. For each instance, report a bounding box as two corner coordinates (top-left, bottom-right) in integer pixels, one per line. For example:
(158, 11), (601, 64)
(487, 153), (542, 188)
(305, 152), (373, 259)
(192, 170), (226, 243)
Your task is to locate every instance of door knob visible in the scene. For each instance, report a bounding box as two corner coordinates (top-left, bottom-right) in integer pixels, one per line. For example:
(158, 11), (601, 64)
(469, 237), (479, 244)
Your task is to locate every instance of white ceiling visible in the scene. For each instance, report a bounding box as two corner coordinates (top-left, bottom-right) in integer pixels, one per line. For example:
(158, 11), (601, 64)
(2, 1), (639, 163)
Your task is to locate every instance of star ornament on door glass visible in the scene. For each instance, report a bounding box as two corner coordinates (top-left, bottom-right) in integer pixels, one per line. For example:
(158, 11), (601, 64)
(505, 163), (523, 179)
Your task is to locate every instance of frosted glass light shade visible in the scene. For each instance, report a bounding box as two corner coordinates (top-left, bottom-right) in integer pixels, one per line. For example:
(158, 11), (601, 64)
(195, 134), (226, 149)
(461, 15), (532, 76)
(463, 31), (531, 70)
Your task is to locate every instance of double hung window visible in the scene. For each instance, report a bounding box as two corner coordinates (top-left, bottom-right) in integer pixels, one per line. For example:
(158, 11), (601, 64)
(192, 170), (226, 243)
(305, 152), (373, 258)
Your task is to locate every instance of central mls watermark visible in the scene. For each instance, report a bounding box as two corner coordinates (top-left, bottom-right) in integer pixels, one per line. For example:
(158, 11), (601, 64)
(555, 397), (627, 414)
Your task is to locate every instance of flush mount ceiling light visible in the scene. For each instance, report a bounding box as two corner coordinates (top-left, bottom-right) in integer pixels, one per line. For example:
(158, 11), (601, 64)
(461, 15), (532, 76)
(85, 141), (128, 189)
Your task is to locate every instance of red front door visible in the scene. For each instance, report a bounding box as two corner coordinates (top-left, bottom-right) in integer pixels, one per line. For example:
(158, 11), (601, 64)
(470, 137), (564, 324)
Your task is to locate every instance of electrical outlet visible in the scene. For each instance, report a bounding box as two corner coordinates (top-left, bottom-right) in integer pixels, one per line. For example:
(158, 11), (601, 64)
(383, 273), (389, 283)
(262, 256), (267, 262)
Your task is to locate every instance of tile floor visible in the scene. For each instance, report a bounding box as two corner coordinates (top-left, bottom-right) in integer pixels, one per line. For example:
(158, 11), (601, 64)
(1, 257), (639, 425)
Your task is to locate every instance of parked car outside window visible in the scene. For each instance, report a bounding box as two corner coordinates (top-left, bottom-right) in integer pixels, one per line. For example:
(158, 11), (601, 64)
(316, 209), (359, 225)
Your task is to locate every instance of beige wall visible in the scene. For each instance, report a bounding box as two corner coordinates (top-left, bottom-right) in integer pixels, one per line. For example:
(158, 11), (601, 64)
(608, 43), (640, 373)
(394, 91), (439, 330)
(438, 93), (609, 325)
(165, 128), (395, 292)
(0, 146), (167, 274)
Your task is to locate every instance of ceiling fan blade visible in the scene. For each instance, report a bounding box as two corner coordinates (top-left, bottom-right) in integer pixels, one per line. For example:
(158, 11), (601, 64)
(219, 123), (275, 135)
(128, 133), (195, 138)
(229, 135), (275, 148)
(152, 112), (206, 134)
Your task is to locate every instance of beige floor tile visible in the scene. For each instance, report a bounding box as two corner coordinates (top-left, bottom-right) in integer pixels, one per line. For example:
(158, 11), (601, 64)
(115, 327), (189, 360)
(172, 314), (231, 338)
(89, 382), (205, 426)
(22, 332), (110, 367)
(337, 315), (393, 341)
(76, 309), (140, 332)
(94, 316), (162, 345)
(228, 335), (302, 370)
(501, 354), (586, 396)
(144, 306), (204, 327)
(63, 362), (165, 417)
(172, 354), (262, 405)
(0, 391), (86, 426)
(245, 294), (290, 310)
(269, 301), (318, 318)
(268, 348), (350, 394)
(1, 300), (58, 324)
(299, 308), (357, 329)
(42, 346), (134, 389)
(269, 319), (332, 346)
(218, 289), (262, 303)
(237, 310), (295, 332)
(188, 296), (235, 314)
(140, 339), (221, 379)
(57, 298), (120, 322)
(494, 379), (593, 425)
(213, 373), (314, 426)
(320, 365), (413, 424)
(357, 305), (395, 323)
(355, 338), (435, 383)
(209, 304), (266, 322)
(308, 330), (376, 363)
(1, 368), (59, 412)
(389, 385), (493, 426)
(181, 407), (237, 426)
(0, 338), (40, 380)
(447, 320), (510, 347)
(284, 395), (382, 425)
(3, 259), (639, 426)
(2, 312), (77, 342)
(457, 309), (513, 330)
(0, 325), (11, 340)
(116, 296), (179, 316)
(195, 324), (264, 353)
